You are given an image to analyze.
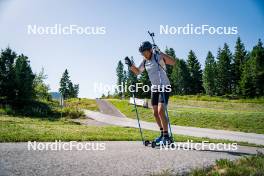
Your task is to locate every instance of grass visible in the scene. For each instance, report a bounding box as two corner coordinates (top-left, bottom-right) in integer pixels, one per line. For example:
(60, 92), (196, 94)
(189, 152), (264, 176)
(150, 152), (264, 175)
(0, 114), (154, 142)
(40, 98), (99, 119)
(64, 98), (99, 111)
(108, 96), (264, 134)
(171, 95), (264, 104)
(0, 114), (261, 147)
(170, 97), (264, 111)
(0, 98), (98, 118)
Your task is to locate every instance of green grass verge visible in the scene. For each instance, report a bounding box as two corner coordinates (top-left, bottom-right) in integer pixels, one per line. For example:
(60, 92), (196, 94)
(0, 115), (261, 147)
(189, 152), (264, 176)
(171, 95), (264, 104)
(151, 152), (264, 176)
(108, 97), (264, 134)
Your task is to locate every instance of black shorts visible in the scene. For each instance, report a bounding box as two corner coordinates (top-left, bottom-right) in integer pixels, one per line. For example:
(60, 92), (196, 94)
(151, 91), (169, 106)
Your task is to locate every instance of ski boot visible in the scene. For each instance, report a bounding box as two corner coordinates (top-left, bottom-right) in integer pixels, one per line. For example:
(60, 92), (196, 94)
(151, 134), (163, 148)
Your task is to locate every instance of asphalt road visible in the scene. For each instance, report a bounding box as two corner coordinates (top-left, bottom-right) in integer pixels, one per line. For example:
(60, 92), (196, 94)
(0, 142), (263, 176)
(84, 110), (264, 145)
(95, 99), (125, 118)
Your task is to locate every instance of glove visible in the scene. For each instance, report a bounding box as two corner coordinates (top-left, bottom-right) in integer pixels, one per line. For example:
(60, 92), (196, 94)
(124, 56), (132, 67)
(153, 44), (160, 54)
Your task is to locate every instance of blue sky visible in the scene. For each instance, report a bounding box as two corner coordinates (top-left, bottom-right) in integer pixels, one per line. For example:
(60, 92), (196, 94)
(0, 0), (263, 98)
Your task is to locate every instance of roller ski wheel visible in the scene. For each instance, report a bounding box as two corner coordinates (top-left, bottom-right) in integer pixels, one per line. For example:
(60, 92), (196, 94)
(151, 141), (156, 148)
(161, 136), (173, 146)
(144, 140), (150, 146)
(170, 142), (176, 148)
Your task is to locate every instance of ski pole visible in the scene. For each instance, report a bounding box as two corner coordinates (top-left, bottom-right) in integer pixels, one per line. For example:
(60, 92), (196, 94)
(132, 89), (145, 145)
(127, 65), (145, 145)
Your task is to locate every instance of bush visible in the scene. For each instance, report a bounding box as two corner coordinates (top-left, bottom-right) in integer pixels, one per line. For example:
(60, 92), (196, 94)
(2, 100), (52, 117)
(0, 99), (85, 119)
(65, 98), (99, 111)
(56, 107), (85, 119)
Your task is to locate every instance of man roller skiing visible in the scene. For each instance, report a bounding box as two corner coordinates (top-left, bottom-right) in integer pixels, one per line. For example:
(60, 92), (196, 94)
(125, 41), (176, 145)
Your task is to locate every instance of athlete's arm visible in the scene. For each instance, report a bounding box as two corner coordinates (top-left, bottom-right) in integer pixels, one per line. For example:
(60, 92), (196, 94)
(130, 60), (145, 75)
(125, 56), (144, 75)
(160, 52), (176, 65)
(130, 65), (141, 75)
